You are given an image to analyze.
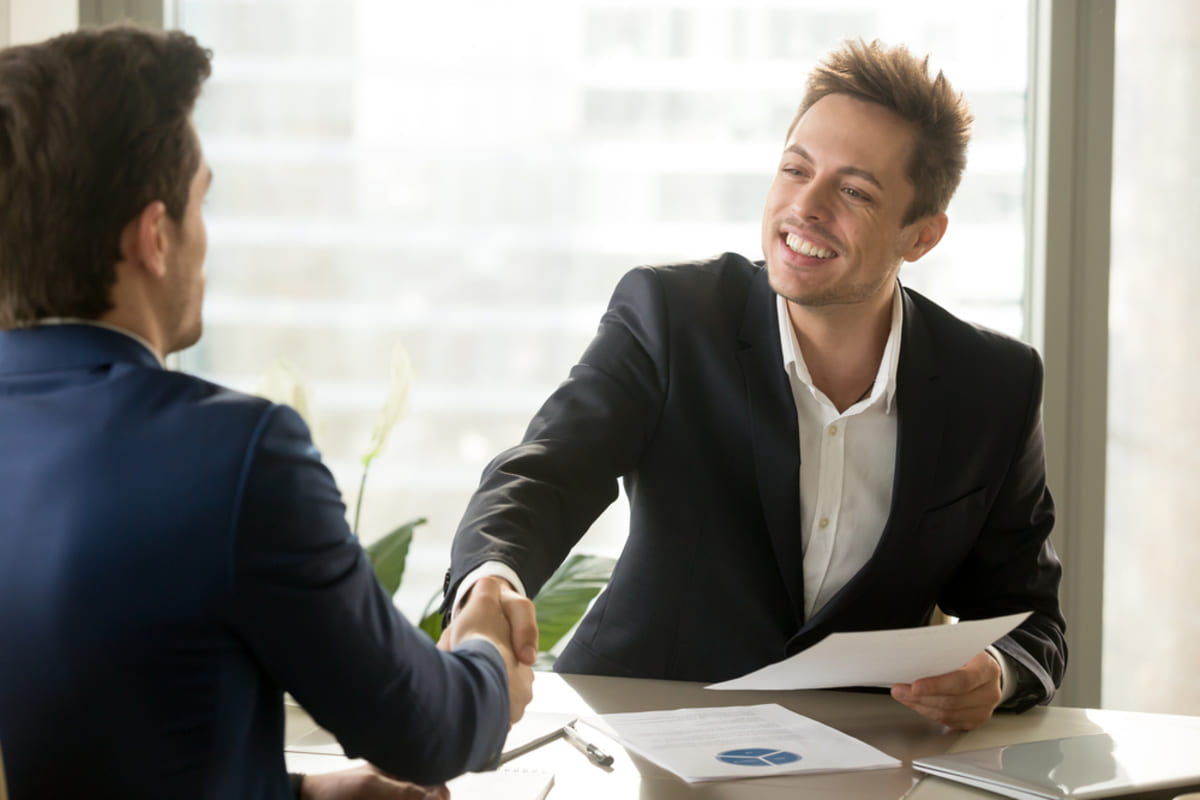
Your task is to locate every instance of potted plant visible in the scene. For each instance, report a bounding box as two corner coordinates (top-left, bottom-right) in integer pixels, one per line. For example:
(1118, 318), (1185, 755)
(258, 343), (613, 667)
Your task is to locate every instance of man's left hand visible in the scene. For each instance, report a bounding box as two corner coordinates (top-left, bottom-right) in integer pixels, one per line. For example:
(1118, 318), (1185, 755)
(300, 766), (449, 800)
(890, 651), (1002, 731)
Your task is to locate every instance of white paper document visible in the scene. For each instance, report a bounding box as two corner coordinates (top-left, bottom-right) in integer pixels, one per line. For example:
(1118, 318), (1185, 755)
(706, 611), (1031, 691)
(581, 703), (900, 783)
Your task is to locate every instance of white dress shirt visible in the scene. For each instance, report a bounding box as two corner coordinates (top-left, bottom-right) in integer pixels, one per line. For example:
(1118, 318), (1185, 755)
(776, 288), (902, 620)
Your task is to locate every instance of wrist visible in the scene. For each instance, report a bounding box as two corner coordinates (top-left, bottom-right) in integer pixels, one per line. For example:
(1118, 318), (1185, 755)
(452, 563), (526, 619)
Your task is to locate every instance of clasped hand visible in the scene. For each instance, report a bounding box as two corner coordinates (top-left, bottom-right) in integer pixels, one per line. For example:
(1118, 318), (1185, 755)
(439, 575), (538, 724)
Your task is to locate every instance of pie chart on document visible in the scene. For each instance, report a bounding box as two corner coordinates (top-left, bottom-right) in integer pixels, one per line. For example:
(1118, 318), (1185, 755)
(716, 747), (802, 766)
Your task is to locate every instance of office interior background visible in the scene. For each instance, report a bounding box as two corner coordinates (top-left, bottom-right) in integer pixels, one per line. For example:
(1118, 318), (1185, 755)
(2, 0), (1195, 715)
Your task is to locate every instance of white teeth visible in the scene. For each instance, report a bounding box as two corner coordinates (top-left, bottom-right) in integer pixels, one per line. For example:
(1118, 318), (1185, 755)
(785, 233), (835, 259)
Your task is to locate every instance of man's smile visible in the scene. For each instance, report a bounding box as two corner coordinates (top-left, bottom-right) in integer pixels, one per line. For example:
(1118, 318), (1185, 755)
(785, 232), (838, 260)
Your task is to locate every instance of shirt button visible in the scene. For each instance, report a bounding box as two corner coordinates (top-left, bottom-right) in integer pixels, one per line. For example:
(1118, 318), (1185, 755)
(828, 424), (838, 436)
(818, 517), (829, 529)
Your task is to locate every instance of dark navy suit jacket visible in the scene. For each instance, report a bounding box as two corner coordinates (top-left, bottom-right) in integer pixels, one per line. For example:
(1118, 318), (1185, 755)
(0, 324), (509, 799)
(446, 254), (1066, 709)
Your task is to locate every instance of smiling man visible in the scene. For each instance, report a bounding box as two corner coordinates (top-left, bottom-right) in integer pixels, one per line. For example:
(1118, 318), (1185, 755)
(444, 39), (1066, 731)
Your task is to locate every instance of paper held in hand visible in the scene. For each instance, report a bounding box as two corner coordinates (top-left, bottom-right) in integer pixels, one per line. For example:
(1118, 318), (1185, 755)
(706, 612), (1031, 691)
(581, 703), (900, 783)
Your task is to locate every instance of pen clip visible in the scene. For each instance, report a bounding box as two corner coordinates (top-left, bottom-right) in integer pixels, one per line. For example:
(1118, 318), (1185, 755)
(563, 722), (615, 768)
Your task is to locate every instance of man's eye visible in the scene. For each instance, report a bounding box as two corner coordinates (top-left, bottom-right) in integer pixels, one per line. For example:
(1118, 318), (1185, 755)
(842, 186), (869, 200)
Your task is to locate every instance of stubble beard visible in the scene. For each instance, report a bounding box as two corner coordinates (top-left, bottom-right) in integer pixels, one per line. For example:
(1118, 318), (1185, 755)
(768, 235), (906, 310)
(769, 262), (899, 310)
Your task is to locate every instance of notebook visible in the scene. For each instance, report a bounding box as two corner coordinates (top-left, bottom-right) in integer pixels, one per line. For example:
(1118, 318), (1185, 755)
(913, 728), (1200, 800)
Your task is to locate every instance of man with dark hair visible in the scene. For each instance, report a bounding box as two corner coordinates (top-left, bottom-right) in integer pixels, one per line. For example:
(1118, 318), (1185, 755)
(0, 25), (535, 800)
(444, 38), (1066, 731)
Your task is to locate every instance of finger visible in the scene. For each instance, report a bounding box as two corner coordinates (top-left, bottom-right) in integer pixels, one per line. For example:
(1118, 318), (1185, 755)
(907, 668), (978, 698)
(509, 664), (535, 723)
(373, 776), (442, 800)
(896, 694), (994, 730)
(906, 652), (998, 700)
(894, 680), (1000, 711)
(502, 593), (539, 665)
(892, 673), (1001, 730)
(466, 575), (504, 606)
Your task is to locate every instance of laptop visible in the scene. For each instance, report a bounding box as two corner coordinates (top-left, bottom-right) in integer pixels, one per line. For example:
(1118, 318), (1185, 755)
(912, 728), (1200, 800)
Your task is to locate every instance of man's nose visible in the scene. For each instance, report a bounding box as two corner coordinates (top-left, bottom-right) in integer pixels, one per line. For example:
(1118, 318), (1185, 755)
(791, 178), (834, 221)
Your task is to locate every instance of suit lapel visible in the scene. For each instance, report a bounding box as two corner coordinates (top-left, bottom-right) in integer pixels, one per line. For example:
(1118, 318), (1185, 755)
(736, 268), (807, 626)
(880, 288), (945, 563)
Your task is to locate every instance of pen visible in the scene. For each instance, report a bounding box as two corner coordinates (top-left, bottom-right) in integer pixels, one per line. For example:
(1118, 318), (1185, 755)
(497, 726), (565, 765)
(561, 723), (615, 768)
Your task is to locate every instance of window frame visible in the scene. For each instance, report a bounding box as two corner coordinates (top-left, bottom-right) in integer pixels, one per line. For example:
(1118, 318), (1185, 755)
(1026, 0), (1113, 708)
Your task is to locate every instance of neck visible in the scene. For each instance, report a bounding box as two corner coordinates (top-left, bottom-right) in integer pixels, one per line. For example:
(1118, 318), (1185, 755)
(788, 284), (895, 412)
(97, 272), (170, 361)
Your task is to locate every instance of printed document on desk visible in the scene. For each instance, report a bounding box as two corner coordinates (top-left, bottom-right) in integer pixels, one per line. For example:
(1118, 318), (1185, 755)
(707, 612), (1030, 691)
(581, 703), (900, 783)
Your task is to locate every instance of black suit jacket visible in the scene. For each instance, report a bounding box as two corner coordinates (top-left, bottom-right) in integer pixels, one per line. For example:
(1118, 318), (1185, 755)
(447, 253), (1066, 708)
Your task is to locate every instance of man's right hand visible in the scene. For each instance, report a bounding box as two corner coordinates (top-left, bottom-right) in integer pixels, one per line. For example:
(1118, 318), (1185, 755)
(440, 576), (536, 723)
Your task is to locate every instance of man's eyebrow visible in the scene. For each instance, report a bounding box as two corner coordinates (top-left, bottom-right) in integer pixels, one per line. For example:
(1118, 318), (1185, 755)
(784, 144), (885, 192)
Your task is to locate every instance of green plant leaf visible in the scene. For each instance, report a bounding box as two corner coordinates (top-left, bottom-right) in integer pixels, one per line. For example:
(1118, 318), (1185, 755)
(533, 553), (616, 653)
(413, 554), (614, 668)
(418, 588), (444, 642)
(365, 517), (426, 596)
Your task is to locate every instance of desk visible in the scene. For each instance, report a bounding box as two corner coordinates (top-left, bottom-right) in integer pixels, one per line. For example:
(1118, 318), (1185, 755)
(285, 673), (1200, 799)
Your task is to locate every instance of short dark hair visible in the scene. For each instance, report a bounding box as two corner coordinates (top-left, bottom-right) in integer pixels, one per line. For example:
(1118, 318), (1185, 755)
(0, 25), (212, 328)
(788, 38), (973, 225)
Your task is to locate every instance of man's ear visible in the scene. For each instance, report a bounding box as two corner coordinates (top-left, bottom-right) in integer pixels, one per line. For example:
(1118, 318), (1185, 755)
(902, 212), (949, 263)
(118, 201), (171, 278)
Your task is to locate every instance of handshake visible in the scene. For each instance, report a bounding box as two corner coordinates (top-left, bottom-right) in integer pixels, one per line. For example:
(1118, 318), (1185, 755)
(438, 575), (537, 724)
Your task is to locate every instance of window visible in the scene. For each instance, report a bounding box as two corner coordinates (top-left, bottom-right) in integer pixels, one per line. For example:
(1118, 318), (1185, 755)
(1103, 0), (1200, 714)
(173, 0), (1032, 617)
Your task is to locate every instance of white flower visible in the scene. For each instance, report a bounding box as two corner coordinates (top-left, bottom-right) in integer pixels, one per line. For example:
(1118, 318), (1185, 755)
(361, 340), (413, 468)
(256, 357), (321, 446)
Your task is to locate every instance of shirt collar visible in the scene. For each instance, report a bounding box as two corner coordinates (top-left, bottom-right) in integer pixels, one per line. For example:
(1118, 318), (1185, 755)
(776, 282), (904, 414)
(31, 318), (165, 368)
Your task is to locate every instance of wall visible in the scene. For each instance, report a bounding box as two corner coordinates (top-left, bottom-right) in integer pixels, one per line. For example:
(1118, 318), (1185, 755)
(5, 0), (76, 44)
(1104, 0), (1200, 713)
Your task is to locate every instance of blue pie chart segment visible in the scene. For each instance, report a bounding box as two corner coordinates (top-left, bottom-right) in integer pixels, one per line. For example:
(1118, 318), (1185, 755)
(716, 747), (802, 766)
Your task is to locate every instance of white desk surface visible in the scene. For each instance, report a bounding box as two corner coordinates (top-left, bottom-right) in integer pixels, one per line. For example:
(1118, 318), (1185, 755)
(285, 672), (1200, 799)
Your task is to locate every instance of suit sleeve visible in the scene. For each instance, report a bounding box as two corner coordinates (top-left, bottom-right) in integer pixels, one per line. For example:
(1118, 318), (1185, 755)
(228, 404), (509, 786)
(443, 267), (670, 617)
(939, 350), (1067, 710)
